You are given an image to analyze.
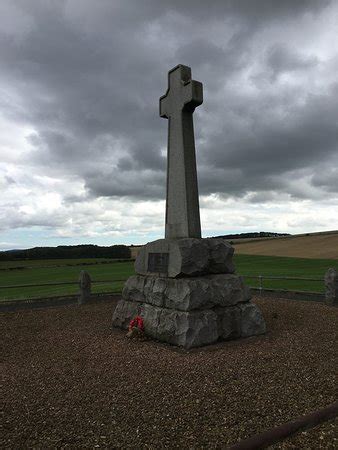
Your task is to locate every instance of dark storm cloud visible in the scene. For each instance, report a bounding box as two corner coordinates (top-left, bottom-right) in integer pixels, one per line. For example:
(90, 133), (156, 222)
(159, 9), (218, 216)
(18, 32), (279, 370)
(266, 44), (318, 80)
(0, 0), (337, 202)
(311, 164), (338, 192)
(201, 82), (338, 177)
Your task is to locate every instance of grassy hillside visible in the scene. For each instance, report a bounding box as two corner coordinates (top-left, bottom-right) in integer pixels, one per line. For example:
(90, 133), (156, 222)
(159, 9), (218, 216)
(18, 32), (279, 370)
(0, 260), (134, 301)
(1, 254), (336, 301)
(233, 231), (338, 259)
(235, 254), (336, 292)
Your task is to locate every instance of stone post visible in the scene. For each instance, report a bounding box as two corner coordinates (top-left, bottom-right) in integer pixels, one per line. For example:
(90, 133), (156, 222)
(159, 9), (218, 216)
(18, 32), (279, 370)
(324, 268), (338, 306)
(78, 270), (91, 305)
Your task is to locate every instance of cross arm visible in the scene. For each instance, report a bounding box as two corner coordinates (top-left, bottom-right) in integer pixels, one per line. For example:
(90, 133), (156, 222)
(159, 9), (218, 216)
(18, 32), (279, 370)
(183, 80), (203, 112)
(159, 94), (169, 119)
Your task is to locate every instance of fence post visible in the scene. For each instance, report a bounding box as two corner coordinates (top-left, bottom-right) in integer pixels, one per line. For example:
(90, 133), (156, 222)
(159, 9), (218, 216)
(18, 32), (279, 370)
(259, 275), (263, 295)
(324, 268), (338, 306)
(78, 271), (91, 305)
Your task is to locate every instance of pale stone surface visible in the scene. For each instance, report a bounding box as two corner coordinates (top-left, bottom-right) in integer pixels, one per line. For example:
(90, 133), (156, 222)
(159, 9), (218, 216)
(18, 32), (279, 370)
(112, 299), (139, 329)
(160, 65), (203, 239)
(143, 304), (218, 348)
(122, 273), (250, 311)
(135, 237), (235, 278)
(324, 268), (338, 305)
(78, 270), (91, 305)
(239, 302), (266, 337)
(112, 299), (265, 348)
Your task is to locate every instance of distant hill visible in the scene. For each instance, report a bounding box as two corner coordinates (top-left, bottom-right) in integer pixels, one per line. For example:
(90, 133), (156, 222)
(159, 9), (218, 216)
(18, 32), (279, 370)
(232, 231), (338, 259)
(0, 244), (131, 261)
(212, 232), (290, 240)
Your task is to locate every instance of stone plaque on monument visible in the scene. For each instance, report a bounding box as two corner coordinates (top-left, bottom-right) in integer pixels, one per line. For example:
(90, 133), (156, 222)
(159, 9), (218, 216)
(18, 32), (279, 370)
(112, 64), (266, 348)
(147, 253), (169, 274)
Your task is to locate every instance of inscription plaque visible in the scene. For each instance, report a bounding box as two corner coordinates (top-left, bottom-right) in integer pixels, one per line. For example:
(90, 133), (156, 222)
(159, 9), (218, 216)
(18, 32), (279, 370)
(148, 252), (169, 273)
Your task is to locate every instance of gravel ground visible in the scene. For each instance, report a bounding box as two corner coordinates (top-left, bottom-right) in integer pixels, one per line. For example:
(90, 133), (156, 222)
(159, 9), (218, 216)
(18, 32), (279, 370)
(1, 297), (337, 449)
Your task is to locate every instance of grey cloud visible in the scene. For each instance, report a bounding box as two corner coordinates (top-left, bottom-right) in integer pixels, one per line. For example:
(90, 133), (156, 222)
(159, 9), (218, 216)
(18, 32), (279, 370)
(4, 175), (16, 185)
(62, 193), (89, 204)
(245, 192), (277, 203)
(175, 40), (226, 68)
(0, 0), (337, 208)
(266, 44), (318, 79)
(0, 207), (66, 231)
(199, 82), (338, 182)
(84, 168), (165, 200)
(146, 0), (331, 23)
(311, 165), (338, 192)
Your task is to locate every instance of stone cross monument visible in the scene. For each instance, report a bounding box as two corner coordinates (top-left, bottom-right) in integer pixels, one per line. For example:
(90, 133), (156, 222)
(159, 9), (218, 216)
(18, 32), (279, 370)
(112, 65), (266, 348)
(160, 65), (202, 239)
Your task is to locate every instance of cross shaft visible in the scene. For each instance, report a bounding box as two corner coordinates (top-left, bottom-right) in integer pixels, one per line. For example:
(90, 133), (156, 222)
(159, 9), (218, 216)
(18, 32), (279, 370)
(159, 64), (203, 239)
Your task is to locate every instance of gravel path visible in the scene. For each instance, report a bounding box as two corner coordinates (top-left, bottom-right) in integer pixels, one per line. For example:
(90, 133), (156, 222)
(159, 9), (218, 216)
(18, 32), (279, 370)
(2, 297), (337, 448)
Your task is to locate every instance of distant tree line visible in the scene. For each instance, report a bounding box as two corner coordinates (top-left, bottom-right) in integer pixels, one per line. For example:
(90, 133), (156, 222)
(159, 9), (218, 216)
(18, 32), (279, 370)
(0, 244), (131, 261)
(212, 232), (290, 239)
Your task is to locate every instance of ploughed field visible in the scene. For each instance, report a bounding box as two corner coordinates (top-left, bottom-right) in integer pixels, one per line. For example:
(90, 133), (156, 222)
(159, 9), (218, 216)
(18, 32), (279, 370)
(0, 255), (337, 301)
(233, 231), (338, 259)
(1, 297), (337, 448)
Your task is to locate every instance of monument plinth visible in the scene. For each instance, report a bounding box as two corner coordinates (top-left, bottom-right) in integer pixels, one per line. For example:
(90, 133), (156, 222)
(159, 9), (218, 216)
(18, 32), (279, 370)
(112, 64), (265, 348)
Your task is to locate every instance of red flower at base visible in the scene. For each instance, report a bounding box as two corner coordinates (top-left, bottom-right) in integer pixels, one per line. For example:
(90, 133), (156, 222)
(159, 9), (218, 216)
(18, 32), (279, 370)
(129, 316), (144, 332)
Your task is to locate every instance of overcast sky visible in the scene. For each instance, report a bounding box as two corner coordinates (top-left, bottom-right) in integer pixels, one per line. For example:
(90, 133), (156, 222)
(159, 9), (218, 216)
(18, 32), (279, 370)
(0, 0), (337, 250)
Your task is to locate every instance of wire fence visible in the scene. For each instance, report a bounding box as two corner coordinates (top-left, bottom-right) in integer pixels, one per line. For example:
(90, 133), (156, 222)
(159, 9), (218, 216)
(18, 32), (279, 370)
(0, 279), (124, 289)
(0, 278), (126, 303)
(242, 275), (324, 294)
(0, 273), (326, 303)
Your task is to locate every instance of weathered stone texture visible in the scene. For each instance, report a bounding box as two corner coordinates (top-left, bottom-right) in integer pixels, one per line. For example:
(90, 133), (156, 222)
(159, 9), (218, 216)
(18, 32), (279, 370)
(78, 270), (91, 305)
(112, 299), (265, 349)
(143, 304), (218, 348)
(122, 273), (250, 311)
(216, 306), (241, 340)
(160, 65), (202, 240)
(135, 237), (235, 278)
(239, 302), (266, 337)
(112, 299), (139, 329)
(324, 268), (338, 306)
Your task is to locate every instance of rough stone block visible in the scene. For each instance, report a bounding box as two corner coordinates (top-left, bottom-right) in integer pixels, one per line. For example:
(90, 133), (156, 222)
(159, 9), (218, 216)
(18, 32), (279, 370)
(215, 306), (241, 340)
(143, 304), (219, 348)
(122, 273), (250, 311)
(112, 299), (219, 348)
(324, 268), (338, 306)
(112, 299), (140, 329)
(112, 298), (266, 348)
(134, 238), (235, 278)
(78, 270), (91, 305)
(239, 302), (266, 337)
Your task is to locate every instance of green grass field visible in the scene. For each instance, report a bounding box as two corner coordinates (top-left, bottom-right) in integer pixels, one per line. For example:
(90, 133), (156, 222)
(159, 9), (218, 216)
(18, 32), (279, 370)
(0, 260), (133, 301)
(0, 258), (120, 269)
(0, 255), (336, 301)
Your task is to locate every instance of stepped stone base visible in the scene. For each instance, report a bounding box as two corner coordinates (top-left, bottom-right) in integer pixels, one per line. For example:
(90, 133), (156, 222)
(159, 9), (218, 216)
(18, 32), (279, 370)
(113, 298), (265, 348)
(122, 273), (251, 311)
(112, 273), (266, 348)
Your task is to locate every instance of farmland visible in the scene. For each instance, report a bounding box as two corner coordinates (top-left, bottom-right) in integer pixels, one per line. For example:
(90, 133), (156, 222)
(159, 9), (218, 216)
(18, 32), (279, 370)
(0, 260), (133, 301)
(0, 254), (336, 301)
(233, 231), (338, 259)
